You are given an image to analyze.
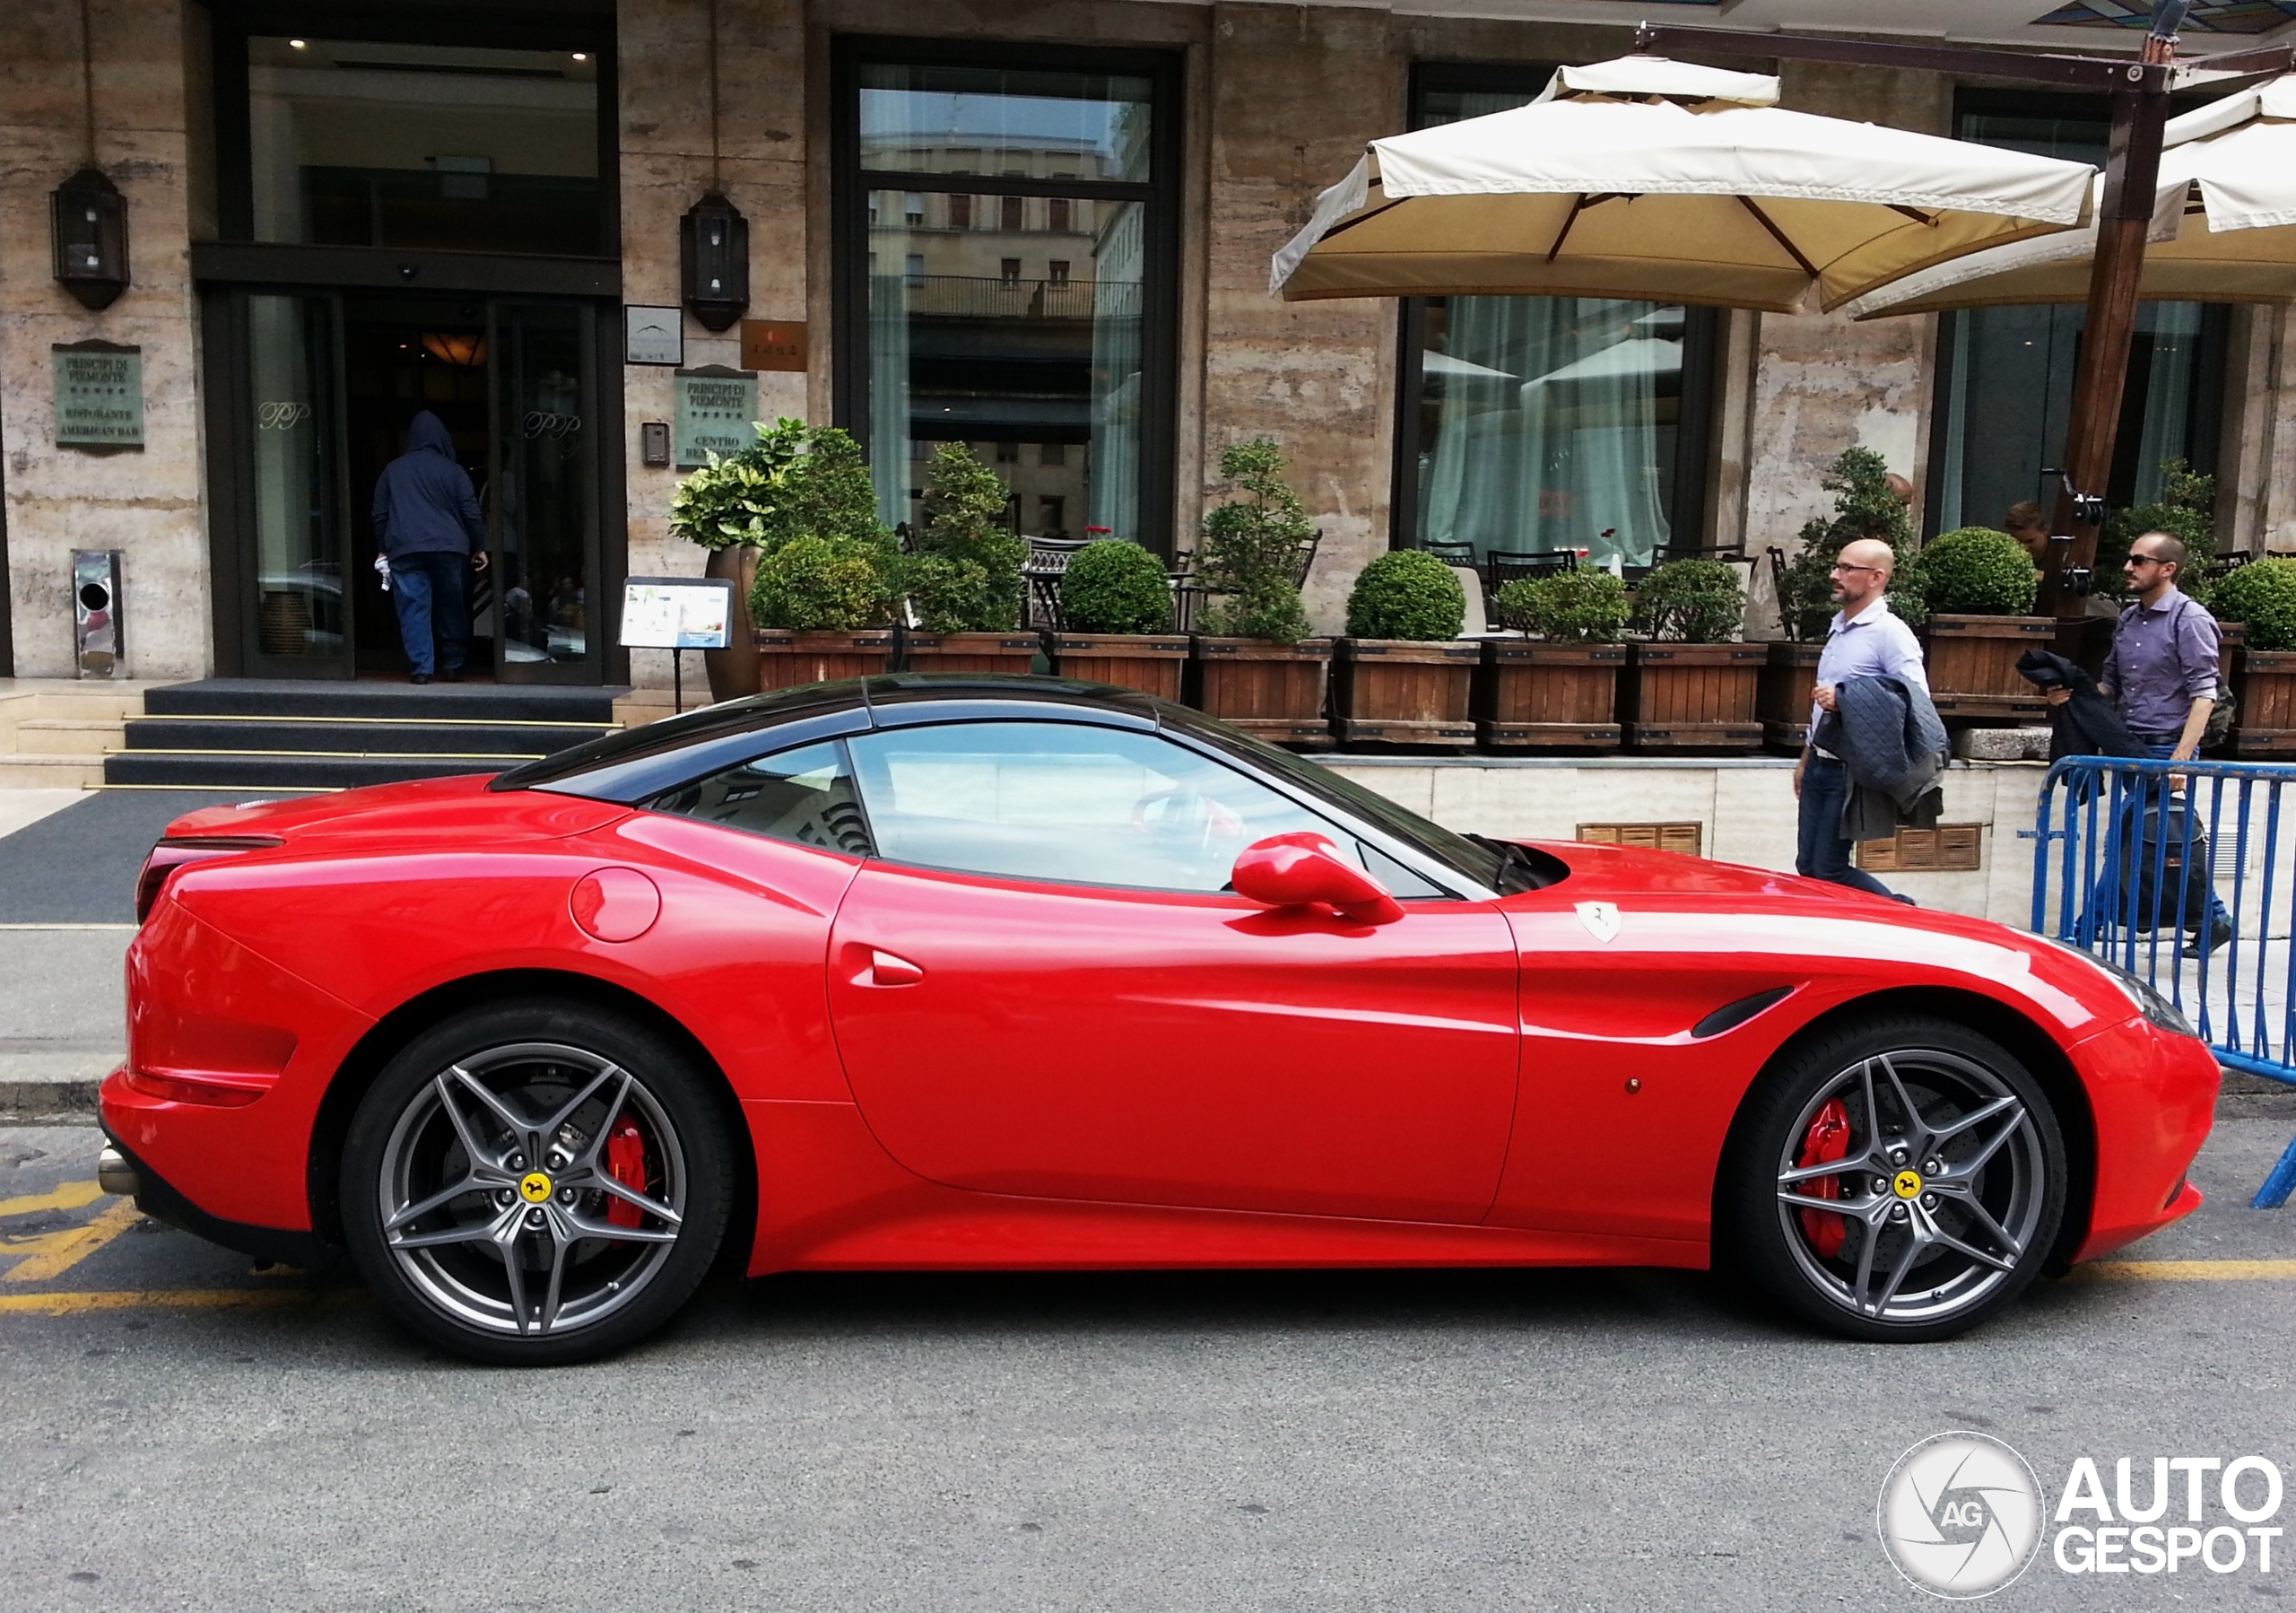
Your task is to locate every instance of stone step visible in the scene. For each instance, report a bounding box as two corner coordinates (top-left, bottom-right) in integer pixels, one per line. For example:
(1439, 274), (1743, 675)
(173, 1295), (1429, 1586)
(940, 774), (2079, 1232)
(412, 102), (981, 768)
(13, 718), (125, 756)
(0, 754), (104, 789)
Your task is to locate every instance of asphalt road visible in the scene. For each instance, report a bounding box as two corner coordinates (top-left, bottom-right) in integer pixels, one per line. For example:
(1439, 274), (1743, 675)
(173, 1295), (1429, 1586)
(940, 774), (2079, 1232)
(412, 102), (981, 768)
(4, 1098), (2296, 1612)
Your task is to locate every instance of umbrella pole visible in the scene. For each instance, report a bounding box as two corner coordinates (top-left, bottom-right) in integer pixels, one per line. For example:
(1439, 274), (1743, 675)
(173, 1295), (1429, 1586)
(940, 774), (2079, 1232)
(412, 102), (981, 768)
(2041, 34), (2177, 628)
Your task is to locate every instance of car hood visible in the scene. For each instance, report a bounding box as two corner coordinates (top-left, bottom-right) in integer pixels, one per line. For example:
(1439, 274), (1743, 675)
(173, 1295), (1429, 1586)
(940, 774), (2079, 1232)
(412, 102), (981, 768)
(161, 774), (631, 850)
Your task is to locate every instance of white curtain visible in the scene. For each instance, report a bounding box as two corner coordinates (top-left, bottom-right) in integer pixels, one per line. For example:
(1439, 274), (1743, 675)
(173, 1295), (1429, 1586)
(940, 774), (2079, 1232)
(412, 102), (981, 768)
(1088, 200), (1144, 539)
(1419, 296), (1674, 569)
(868, 245), (911, 529)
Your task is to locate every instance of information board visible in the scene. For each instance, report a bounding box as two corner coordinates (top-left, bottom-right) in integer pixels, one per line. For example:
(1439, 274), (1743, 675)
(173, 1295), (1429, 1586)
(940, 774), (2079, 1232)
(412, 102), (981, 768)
(52, 341), (144, 449)
(673, 365), (756, 468)
(620, 576), (736, 651)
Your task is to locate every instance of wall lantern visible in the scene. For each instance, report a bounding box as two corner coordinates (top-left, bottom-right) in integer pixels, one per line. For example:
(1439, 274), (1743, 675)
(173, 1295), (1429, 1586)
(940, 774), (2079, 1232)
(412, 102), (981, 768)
(51, 167), (130, 310)
(681, 192), (749, 332)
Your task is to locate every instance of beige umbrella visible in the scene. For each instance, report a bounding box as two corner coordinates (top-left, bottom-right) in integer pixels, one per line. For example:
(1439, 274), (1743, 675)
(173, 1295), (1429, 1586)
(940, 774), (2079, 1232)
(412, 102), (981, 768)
(1846, 76), (2296, 318)
(1271, 56), (2096, 316)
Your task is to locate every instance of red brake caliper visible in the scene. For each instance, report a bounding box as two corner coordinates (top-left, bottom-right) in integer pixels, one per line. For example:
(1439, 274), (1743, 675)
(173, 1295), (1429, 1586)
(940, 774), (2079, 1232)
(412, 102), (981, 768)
(604, 1120), (648, 1229)
(1796, 1098), (1852, 1259)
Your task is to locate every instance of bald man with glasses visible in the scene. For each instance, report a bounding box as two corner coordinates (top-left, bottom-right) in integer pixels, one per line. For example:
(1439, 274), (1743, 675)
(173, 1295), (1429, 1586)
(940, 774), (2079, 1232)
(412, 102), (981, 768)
(1795, 538), (1927, 902)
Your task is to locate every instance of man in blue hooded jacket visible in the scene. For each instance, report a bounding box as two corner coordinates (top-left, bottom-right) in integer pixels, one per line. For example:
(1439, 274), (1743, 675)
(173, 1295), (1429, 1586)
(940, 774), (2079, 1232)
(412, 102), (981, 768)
(371, 411), (488, 683)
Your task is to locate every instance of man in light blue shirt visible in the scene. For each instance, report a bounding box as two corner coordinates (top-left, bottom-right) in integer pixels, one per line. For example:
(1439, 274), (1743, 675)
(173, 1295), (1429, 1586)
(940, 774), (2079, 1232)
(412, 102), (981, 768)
(1796, 538), (1927, 900)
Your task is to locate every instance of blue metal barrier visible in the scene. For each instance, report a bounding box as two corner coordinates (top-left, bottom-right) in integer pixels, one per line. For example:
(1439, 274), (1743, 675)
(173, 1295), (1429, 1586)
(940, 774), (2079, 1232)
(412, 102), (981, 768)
(2031, 755), (2296, 1208)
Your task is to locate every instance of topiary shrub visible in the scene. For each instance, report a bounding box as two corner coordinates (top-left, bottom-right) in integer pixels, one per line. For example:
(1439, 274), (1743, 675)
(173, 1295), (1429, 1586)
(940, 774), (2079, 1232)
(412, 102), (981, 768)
(750, 536), (894, 632)
(2210, 558), (2296, 651)
(1492, 568), (1631, 642)
(903, 442), (1025, 632)
(1196, 439), (1314, 643)
(1631, 558), (1744, 642)
(1920, 526), (2040, 616)
(1778, 447), (1926, 638)
(1345, 550), (1465, 641)
(2102, 458), (2218, 601)
(1060, 540), (1171, 634)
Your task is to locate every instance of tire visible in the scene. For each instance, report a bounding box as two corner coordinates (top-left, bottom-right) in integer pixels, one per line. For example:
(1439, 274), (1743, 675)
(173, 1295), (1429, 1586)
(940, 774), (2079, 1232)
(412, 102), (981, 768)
(1717, 1014), (2067, 1344)
(341, 998), (735, 1366)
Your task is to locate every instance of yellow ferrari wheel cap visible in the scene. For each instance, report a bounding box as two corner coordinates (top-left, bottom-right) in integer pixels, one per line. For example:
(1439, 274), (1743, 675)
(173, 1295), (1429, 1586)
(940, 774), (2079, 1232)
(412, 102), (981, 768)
(1892, 1169), (1924, 1200)
(518, 1171), (553, 1204)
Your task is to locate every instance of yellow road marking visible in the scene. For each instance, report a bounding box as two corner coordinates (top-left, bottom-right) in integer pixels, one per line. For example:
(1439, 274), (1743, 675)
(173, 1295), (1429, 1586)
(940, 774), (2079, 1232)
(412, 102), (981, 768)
(0, 1288), (338, 1316)
(3, 1200), (142, 1283)
(0, 1180), (105, 1217)
(2079, 1258), (2296, 1282)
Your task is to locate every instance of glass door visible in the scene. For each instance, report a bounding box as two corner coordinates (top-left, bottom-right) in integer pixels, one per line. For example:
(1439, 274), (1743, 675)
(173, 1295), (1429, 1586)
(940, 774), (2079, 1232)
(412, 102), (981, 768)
(490, 301), (599, 683)
(241, 292), (350, 676)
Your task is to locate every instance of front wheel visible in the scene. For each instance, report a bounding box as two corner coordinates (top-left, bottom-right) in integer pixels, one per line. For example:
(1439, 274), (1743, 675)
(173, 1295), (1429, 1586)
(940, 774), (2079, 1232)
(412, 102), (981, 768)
(1718, 1015), (2066, 1343)
(341, 1000), (735, 1365)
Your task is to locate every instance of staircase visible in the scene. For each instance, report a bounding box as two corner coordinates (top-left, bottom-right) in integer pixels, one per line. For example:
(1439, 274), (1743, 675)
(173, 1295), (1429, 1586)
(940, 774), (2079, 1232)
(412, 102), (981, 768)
(105, 679), (628, 790)
(0, 681), (152, 789)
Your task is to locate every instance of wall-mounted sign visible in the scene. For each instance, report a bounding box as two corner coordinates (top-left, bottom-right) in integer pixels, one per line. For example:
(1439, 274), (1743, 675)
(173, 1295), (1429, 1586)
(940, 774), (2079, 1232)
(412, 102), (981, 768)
(52, 339), (143, 449)
(624, 304), (683, 366)
(739, 319), (807, 372)
(674, 364), (756, 468)
(620, 576), (735, 650)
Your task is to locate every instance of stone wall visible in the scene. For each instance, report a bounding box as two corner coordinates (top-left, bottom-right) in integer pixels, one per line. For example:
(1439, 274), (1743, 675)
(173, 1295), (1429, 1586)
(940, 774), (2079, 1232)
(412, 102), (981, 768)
(0, 0), (207, 680)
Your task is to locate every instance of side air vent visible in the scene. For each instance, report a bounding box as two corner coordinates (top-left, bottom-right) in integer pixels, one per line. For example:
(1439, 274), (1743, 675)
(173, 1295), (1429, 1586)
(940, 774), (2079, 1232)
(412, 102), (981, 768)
(1691, 987), (1795, 1041)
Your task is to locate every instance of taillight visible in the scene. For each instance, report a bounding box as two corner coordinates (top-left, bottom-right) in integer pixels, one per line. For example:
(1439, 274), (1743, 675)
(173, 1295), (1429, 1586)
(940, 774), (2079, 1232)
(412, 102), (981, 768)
(134, 836), (281, 925)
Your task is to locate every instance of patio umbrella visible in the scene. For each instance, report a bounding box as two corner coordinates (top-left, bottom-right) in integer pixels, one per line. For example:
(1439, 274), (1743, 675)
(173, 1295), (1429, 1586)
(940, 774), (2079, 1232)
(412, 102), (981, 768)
(1271, 56), (2096, 315)
(1845, 75), (2296, 318)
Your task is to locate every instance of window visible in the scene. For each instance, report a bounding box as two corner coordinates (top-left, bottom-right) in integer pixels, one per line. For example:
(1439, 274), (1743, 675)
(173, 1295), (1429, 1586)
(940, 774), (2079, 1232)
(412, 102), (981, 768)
(904, 252), (925, 287)
(1039, 495), (1065, 532)
(906, 192), (925, 226)
(1927, 92), (2228, 534)
(838, 43), (1179, 553)
(996, 440), (1019, 463)
(1048, 259), (1070, 285)
(1391, 65), (1717, 569)
(845, 722), (1352, 892)
(948, 192), (971, 230)
(239, 37), (604, 254)
(1039, 441), (1065, 467)
(644, 742), (873, 856)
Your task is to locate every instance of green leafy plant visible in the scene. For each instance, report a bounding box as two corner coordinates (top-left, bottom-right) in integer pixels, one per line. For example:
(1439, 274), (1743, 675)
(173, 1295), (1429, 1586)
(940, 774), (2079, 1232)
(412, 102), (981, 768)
(1492, 568), (1631, 642)
(668, 418), (805, 551)
(903, 442), (1026, 632)
(1196, 439), (1314, 643)
(2209, 558), (2296, 651)
(749, 536), (893, 632)
(1920, 526), (2040, 616)
(2101, 458), (2218, 601)
(1631, 558), (1744, 643)
(1059, 540), (1172, 635)
(1344, 550), (1465, 641)
(1779, 447), (1926, 638)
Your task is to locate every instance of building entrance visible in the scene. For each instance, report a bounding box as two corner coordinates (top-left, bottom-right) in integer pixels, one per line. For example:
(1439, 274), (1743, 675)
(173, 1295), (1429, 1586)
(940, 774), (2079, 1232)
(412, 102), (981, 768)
(210, 288), (608, 683)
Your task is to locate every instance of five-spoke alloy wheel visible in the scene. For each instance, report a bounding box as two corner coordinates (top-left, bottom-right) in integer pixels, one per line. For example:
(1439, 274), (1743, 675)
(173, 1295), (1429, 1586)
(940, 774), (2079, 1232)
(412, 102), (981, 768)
(343, 1001), (734, 1365)
(1720, 1016), (2066, 1342)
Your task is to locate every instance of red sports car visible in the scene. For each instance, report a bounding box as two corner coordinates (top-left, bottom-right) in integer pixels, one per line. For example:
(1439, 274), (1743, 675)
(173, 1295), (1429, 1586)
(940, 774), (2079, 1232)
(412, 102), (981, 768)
(99, 676), (2216, 1364)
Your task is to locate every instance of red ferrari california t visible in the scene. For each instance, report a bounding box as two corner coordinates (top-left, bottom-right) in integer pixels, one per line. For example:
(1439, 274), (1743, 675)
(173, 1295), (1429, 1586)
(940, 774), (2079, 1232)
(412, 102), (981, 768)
(100, 675), (2216, 1363)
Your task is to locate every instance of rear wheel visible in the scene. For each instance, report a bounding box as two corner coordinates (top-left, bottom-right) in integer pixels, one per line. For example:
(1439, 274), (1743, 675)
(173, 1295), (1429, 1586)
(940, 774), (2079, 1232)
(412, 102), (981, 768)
(1718, 1015), (2066, 1343)
(342, 1000), (734, 1365)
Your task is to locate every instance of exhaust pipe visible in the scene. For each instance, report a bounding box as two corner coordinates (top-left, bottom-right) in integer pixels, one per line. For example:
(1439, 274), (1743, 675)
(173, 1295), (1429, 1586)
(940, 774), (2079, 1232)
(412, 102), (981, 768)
(97, 1146), (140, 1198)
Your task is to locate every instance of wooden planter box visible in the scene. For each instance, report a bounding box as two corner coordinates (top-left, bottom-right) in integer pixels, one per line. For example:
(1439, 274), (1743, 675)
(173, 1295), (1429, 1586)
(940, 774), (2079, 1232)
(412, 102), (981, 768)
(1475, 641), (1623, 748)
(1189, 637), (1334, 745)
(899, 632), (1042, 676)
(1621, 642), (1764, 748)
(702, 545), (761, 702)
(1330, 640), (1478, 744)
(1049, 633), (1190, 701)
(755, 630), (896, 691)
(1921, 614), (2054, 720)
(1758, 641), (1822, 751)
(2231, 644), (2296, 756)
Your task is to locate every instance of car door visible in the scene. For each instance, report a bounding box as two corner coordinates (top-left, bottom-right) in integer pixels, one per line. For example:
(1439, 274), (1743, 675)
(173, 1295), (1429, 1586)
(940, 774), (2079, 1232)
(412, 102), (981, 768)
(824, 716), (1520, 1223)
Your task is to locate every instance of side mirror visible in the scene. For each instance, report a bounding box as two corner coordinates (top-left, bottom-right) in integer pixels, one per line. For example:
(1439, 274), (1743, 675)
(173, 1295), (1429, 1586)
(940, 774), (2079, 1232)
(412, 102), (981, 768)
(1231, 832), (1404, 925)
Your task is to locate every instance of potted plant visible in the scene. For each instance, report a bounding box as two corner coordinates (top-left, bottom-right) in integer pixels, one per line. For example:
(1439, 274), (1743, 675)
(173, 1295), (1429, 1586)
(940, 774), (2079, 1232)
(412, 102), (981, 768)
(2210, 558), (2296, 755)
(741, 427), (901, 689)
(1479, 569), (1629, 748)
(1188, 439), (1333, 745)
(1622, 558), (1764, 748)
(2101, 458), (2218, 601)
(1328, 550), (1476, 743)
(1050, 539), (1188, 698)
(669, 417), (804, 701)
(900, 441), (1039, 675)
(1917, 526), (2051, 721)
(1766, 448), (1927, 747)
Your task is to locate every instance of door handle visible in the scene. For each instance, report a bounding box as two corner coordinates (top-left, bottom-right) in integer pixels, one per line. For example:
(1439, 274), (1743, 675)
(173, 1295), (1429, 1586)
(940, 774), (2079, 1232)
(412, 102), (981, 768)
(863, 948), (924, 987)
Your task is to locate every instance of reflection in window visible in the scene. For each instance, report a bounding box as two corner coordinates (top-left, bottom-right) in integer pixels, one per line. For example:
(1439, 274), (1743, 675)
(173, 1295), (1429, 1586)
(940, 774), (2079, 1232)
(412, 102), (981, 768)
(645, 742), (873, 856)
(246, 38), (602, 253)
(847, 722), (1344, 892)
(248, 294), (342, 660)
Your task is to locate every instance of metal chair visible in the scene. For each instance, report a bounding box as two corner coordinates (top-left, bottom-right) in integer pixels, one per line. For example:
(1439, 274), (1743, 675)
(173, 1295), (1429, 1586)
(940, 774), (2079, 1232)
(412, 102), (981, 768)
(1486, 548), (1578, 595)
(1022, 536), (1091, 629)
(1418, 540), (1477, 570)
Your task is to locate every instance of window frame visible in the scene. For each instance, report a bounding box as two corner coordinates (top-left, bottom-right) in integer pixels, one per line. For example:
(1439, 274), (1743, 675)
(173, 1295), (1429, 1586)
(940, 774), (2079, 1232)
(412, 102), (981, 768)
(830, 34), (1185, 555)
(1387, 59), (1719, 560)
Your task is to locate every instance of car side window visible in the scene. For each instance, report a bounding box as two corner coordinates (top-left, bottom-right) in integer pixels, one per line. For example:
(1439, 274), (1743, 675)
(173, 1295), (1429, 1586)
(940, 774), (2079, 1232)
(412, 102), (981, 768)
(845, 721), (1372, 894)
(643, 740), (874, 856)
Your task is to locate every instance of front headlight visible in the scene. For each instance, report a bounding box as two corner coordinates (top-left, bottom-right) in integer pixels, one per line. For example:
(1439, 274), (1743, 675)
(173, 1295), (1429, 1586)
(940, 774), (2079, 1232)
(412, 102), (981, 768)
(2043, 937), (2197, 1038)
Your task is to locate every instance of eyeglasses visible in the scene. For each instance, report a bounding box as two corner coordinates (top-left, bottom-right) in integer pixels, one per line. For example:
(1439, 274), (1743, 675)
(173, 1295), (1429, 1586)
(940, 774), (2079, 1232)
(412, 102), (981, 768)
(1831, 562), (1883, 576)
(2126, 554), (2168, 568)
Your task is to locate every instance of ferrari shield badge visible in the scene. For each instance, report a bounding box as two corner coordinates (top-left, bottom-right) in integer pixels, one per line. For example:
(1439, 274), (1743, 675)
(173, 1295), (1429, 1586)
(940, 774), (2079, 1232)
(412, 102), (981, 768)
(1575, 902), (1622, 944)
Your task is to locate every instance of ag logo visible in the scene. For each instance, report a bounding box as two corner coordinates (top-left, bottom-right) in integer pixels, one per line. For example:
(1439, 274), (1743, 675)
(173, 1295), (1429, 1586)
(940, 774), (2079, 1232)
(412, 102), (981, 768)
(1878, 1432), (2044, 1600)
(1574, 902), (1622, 944)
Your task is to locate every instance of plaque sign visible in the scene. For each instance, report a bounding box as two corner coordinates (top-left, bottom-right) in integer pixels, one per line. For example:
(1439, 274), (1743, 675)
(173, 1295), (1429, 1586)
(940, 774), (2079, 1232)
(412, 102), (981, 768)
(739, 320), (807, 372)
(620, 577), (735, 650)
(673, 364), (756, 468)
(52, 340), (144, 449)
